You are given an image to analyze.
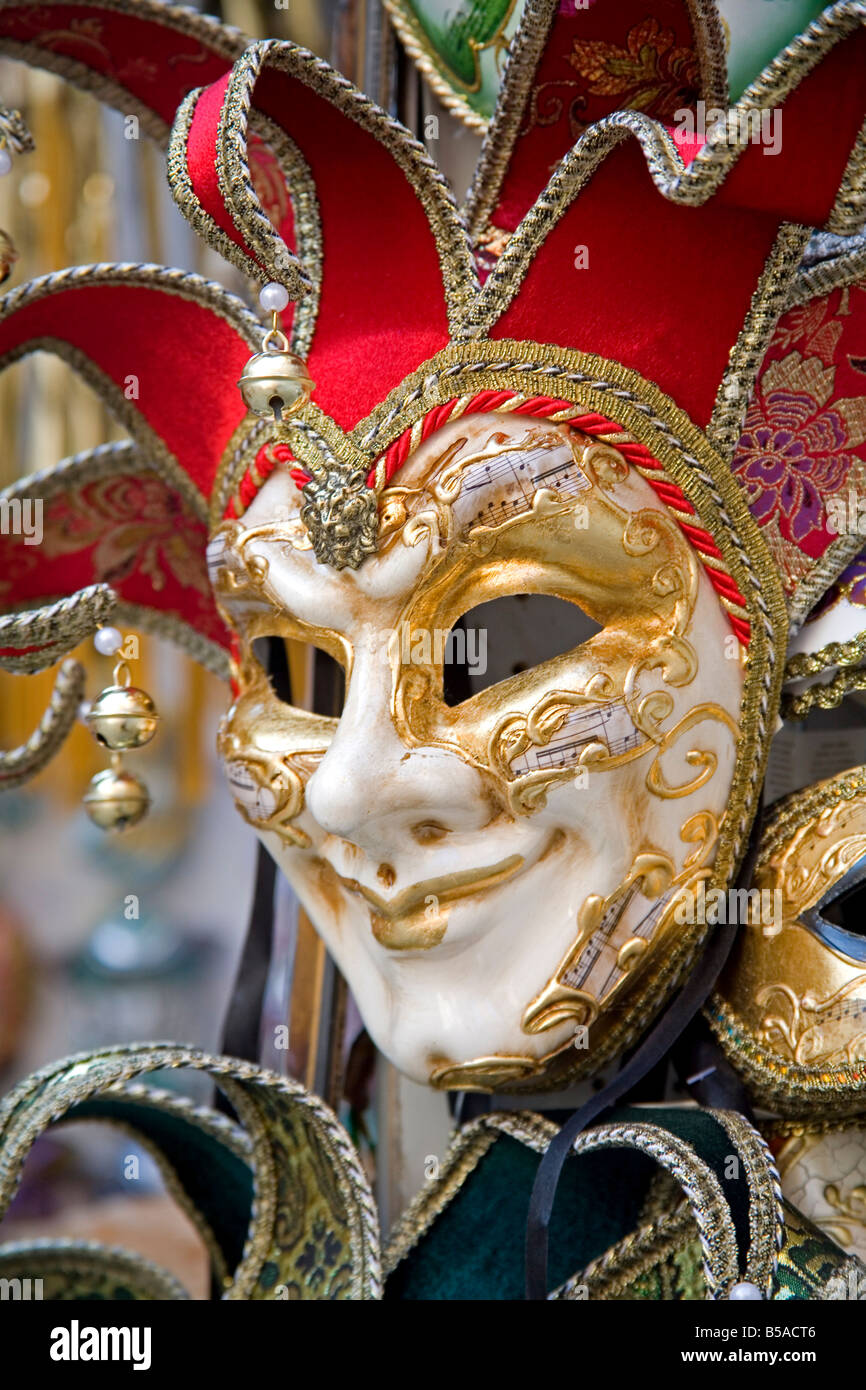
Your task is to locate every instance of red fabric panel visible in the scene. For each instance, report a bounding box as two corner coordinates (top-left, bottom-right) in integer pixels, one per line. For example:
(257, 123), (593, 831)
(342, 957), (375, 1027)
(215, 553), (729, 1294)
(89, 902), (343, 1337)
(490, 138), (783, 427)
(0, 469), (228, 651)
(185, 76), (259, 262)
(494, 0), (705, 232)
(0, 3), (238, 126)
(712, 29), (866, 225)
(252, 66), (451, 429)
(0, 284), (249, 501)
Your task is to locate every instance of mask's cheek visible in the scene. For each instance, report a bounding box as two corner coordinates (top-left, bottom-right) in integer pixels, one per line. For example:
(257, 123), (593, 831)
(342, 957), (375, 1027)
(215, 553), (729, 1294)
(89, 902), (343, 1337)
(394, 632), (642, 817)
(217, 676), (336, 850)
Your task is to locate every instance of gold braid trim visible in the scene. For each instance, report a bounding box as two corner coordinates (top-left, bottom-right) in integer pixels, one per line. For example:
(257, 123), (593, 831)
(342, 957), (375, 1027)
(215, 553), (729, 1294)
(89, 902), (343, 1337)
(787, 234), (866, 309)
(381, 0), (519, 134)
(708, 224), (812, 458)
(0, 441), (230, 679)
(51, 1081), (254, 1291)
(785, 629), (866, 681)
(0, 658), (84, 789)
(0, 264), (262, 521)
(713, 1109), (784, 1295)
(0, 1239), (189, 1300)
(207, 39), (479, 331)
(112, 603), (229, 681)
(462, 3), (866, 356)
(0, 585), (116, 673)
(248, 112), (322, 358)
(553, 1206), (698, 1299)
(783, 666), (866, 720)
(0, 1044), (382, 1302)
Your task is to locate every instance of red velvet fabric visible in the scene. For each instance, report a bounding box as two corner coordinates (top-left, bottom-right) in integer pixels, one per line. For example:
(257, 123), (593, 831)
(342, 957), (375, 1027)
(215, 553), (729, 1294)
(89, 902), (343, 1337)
(254, 65), (452, 429)
(491, 138), (785, 428)
(182, 59), (453, 431)
(186, 76), (259, 263)
(0, 282), (250, 504)
(490, 27), (866, 429)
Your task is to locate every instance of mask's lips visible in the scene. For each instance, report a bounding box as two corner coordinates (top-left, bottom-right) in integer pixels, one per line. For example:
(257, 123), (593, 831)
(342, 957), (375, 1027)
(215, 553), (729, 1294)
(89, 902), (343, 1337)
(315, 828), (569, 951)
(339, 853), (524, 919)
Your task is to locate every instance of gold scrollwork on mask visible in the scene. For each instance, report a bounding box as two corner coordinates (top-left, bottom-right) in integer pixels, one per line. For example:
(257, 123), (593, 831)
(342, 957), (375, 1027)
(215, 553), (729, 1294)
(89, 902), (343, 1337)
(523, 813), (719, 1038)
(755, 978), (866, 1067)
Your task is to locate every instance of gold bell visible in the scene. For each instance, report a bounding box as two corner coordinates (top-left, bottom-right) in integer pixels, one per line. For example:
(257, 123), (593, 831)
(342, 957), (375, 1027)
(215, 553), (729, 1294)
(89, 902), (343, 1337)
(83, 760), (150, 832)
(85, 664), (159, 750)
(237, 326), (313, 422)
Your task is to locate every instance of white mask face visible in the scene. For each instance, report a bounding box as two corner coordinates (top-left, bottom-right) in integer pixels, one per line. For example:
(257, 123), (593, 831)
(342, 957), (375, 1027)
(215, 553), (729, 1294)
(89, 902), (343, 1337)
(209, 414), (744, 1091)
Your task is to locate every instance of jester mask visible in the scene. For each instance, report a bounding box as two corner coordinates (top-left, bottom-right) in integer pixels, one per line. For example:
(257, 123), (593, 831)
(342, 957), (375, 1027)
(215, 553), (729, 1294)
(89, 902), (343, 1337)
(2, 0), (866, 1097)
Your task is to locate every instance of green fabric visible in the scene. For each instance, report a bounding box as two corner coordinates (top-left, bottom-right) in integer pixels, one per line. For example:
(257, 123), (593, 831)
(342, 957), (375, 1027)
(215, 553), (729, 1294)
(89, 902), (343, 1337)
(68, 1096), (254, 1274)
(385, 1136), (655, 1300)
(387, 1107), (765, 1300)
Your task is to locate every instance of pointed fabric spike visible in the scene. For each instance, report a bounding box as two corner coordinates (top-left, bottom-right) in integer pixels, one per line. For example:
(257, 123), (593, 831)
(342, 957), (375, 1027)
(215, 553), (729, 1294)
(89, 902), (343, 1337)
(168, 40), (479, 430)
(472, 8), (866, 437)
(0, 265), (263, 516)
(0, 443), (229, 676)
(465, 0), (728, 243)
(0, 3), (304, 309)
(0, 0), (244, 142)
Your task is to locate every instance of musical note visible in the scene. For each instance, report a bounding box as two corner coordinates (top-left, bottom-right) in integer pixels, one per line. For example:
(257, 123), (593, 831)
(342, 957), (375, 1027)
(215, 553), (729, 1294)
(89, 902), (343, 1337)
(510, 701), (641, 776)
(452, 439), (590, 532)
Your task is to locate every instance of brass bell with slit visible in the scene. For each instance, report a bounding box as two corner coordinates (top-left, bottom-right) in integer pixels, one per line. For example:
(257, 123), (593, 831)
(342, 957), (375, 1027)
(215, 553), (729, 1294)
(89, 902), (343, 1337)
(237, 327), (313, 423)
(85, 669), (159, 751)
(83, 761), (151, 832)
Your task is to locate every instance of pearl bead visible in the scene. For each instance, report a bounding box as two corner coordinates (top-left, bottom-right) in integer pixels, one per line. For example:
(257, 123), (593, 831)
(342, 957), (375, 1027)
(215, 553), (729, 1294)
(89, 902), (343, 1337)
(0, 147), (12, 176)
(729, 1281), (763, 1300)
(94, 625), (123, 656)
(259, 281), (289, 313)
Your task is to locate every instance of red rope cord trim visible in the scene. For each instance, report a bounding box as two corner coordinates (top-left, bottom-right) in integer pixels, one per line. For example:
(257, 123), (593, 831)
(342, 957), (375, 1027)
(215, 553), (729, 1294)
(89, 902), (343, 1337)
(225, 393), (750, 645)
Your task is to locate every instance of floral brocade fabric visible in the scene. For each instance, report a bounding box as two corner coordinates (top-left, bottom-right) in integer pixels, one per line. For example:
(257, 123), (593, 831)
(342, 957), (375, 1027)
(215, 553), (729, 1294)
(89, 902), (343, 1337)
(732, 280), (866, 600)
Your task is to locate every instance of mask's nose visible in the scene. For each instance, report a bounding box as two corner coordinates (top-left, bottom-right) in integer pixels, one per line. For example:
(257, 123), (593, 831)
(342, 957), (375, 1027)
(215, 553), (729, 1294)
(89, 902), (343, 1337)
(304, 646), (490, 850)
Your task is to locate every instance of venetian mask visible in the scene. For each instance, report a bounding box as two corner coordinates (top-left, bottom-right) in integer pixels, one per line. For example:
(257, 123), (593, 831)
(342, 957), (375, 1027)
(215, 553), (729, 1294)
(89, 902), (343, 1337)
(710, 766), (866, 1118)
(210, 410), (750, 1092)
(2, 0), (863, 1104)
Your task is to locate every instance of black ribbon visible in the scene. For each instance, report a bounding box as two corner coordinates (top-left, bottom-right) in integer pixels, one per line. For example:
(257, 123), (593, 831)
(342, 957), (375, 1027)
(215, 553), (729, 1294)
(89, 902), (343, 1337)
(524, 798), (765, 1300)
(218, 637), (291, 1064)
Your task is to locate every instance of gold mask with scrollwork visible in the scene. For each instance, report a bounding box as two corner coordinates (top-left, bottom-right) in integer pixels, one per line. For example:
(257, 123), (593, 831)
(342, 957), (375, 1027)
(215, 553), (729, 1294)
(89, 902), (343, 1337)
(208, 410), (758, 1092)
(710, 766), (866, 1117)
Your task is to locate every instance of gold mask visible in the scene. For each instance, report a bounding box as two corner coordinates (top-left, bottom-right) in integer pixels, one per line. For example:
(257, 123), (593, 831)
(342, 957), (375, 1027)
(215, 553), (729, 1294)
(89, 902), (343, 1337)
(210, 411), (766, 1093)
(710, 766), (866, 1117)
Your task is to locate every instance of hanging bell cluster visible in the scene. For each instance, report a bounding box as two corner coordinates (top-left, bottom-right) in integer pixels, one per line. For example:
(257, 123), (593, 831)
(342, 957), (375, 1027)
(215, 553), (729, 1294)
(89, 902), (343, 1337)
(237, 282), (313, 424)
(82, 634), (159, 832)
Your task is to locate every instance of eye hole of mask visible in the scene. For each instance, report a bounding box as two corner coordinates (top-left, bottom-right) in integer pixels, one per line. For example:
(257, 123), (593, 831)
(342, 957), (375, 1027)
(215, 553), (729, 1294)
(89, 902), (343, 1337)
(251, 636), (345, 717)
(442, 594), (602, 708)
(820, 874), (866, 938)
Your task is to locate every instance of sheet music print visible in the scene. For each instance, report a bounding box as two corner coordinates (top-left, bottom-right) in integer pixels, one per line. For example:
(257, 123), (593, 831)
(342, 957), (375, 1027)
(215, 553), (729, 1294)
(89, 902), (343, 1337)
(509, 701), (641, 776)
(561, 888), (673, 1005)
(452, 439), (590, 532)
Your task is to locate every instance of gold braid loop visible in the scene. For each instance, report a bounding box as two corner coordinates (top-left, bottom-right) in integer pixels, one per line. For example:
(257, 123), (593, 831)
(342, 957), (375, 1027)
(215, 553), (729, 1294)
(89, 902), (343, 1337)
(0, 658), (85, 790)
